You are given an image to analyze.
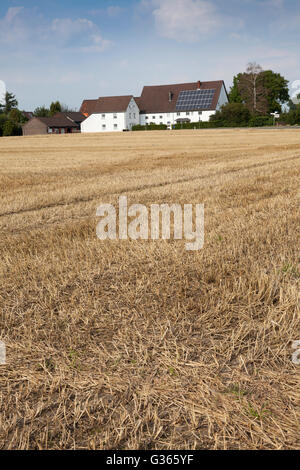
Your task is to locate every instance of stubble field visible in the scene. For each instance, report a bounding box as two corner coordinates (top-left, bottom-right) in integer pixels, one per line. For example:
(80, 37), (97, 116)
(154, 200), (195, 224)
(0, 128), (299, 450)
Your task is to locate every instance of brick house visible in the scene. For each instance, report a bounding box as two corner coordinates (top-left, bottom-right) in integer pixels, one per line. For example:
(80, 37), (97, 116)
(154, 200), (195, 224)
(22, 112), (86, 136)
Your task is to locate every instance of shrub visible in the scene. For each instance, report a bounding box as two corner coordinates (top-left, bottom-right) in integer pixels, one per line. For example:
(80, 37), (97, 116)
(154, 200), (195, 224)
(248, 116), (273, 127)
(210, 102), (251, 127)
(2, 120), (22, 136)
(132, 124), (167, 131)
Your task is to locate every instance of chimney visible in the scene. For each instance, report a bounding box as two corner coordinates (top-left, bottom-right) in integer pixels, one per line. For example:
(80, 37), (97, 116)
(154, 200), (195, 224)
(197, 80), (201, 89)
(169, 91), (173, 102)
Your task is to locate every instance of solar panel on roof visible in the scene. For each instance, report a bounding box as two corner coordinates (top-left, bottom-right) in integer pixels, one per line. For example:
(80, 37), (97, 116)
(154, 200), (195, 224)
(176, 89), (216, 111)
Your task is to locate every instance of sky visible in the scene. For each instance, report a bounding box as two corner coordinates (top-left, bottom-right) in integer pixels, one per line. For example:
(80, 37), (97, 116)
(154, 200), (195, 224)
(0, 0), (300, 110)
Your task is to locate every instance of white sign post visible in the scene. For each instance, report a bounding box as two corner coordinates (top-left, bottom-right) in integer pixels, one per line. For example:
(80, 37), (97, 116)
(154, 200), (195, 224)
(271, 112), (280, 126)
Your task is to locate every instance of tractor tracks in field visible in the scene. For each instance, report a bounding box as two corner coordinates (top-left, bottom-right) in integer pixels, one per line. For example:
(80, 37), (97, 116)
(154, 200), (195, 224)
(1, 152), (300, 220)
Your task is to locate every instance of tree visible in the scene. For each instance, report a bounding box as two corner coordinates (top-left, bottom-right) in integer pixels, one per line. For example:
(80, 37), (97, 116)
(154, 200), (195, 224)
(238, 63), (269, 114)
(2, 119), (22, 136)
(210, 102), (251, 127)
(0, 91), (18, 114)
(34, 106), (50, 117)
(9, 108), (26, 124)
(49, 101), (62, 116)
(260, 70), (289, 112)
(229, 63), (289, 114)
(281, 104), (300, 125)
(228, 75), (243, 104)
(0, 113), (8, 136)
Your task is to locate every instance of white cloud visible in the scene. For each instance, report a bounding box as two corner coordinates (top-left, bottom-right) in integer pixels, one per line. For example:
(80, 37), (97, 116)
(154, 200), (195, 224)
(152, 0), (219, 41)
(0, 7), (112, 53)
(0, 80), (6, 105)
(143, 0), (243, 42)
(50, 17), (112, 51)
(4, 7), (24, 23)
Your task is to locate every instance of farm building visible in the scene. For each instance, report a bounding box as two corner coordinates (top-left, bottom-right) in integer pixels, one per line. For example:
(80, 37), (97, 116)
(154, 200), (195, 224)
(136, 80), (228, 127)
(80, 96), (139, 133)
(80, 80), (228, 133)
(22, 112), (86, 136)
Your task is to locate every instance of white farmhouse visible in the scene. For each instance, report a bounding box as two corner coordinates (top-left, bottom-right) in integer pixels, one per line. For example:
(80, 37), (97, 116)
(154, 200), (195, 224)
(80, 80), (228, 132)
(80, 96), (139, 133)
(135, 80), (228, 128)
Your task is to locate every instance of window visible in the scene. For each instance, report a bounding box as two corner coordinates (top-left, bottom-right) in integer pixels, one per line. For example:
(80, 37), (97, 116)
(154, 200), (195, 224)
(167, 121), (171, 125)
(160, 115), (163, 119)
(102, 124), (106, 129)
(129, 113), (132, 118)
(198, 111), (203, 115)
(113, 113), (117, 119)
(152, 116), (155, 119)
(177, 112), (180, 116)
(102, 114), (105, 119)
(133, 113), (136, 119)
(114, 124), (118, 130)
(186, 112), (190, 116)
(145, 116), (149, 120)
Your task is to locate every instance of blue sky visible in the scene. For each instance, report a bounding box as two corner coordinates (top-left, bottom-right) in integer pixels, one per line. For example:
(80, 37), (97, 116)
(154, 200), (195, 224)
(0, 0), (299, 110)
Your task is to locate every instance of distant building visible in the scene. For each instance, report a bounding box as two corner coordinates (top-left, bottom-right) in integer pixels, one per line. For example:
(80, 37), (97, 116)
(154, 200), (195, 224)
(80, 80), (228, 133)
(136, 80), (228, 128)
(22, 111), (34, 120)
(80, 96), (139, 133)
(22, 112), (86, 136)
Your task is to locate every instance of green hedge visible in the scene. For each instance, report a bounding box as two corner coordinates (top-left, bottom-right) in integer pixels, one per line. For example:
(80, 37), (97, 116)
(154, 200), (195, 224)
(248, 116), (273, 127)
(132, 124), (168, 131)
(174, 121), (223, 129)
(132, 116), (279, 132)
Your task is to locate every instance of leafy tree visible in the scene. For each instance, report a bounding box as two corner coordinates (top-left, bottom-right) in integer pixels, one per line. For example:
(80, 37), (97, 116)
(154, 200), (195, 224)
(229, 63), (289, 114)
(228, 75), (243, 104)
(0, 114), (8, 136)
(49, 101), (62, 116)
(34, 106), (50, 117)
(281, 104), (300, 125)
(210, 102), (251, 127)
(9, 108), (26, 124)
(238, 63), (269, 114)
(0, 91), (18, 114)
(2, 119), (21, 136)
(260, 70), (289, 112)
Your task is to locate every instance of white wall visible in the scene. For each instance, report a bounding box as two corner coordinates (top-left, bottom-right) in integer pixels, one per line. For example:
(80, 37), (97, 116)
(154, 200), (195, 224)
(81, 98), (140, 133)
(139, 110), (216, 127)
(81, 113), (126, 133)
(125, 98), (140, 130)
(216, 84), (228, 110)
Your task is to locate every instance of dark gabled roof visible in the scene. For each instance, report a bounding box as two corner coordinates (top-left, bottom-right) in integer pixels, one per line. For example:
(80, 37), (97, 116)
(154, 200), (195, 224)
(22, 111), (34, 120)
(92, 95), (134, 113)
(53, 112), (86, 123)
(136, 80), (225, 114)
(80, 99), (99, 116)
(36, 116), (79, 128)
(79, 96), (135, 116)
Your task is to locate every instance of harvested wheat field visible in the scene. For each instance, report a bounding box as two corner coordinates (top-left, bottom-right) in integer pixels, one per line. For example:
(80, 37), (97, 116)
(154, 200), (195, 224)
(0, 128), (299, 450)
